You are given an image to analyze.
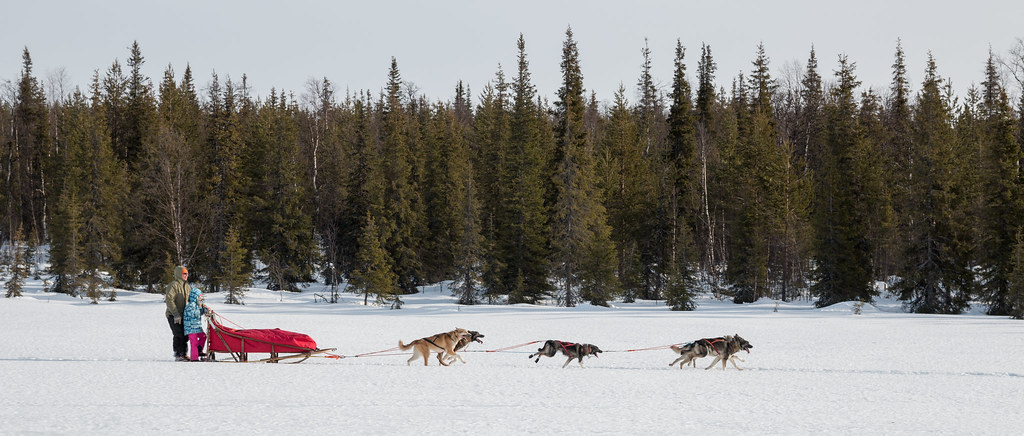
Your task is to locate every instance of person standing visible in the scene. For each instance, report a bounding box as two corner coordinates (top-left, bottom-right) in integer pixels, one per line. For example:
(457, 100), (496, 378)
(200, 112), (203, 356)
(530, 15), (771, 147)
(183, 285), (209, 361)
(164, 265), (190, 361)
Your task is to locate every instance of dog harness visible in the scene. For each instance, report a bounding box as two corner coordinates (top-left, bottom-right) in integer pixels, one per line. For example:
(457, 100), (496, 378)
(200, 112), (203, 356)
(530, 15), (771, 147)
(558, 341), (592, 356)
(701, 338), (724, 355)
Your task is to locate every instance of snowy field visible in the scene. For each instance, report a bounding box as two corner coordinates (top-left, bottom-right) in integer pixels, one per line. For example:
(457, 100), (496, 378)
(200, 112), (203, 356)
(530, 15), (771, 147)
(2, 280), (1023, 435)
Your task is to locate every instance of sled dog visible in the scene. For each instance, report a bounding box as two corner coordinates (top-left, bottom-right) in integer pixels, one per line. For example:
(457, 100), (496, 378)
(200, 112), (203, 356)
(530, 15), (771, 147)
(529, 340), (603, 368)
(440, 330), (485, 365)
(668, 335), (753, 370)
(398, 328), (470, 366)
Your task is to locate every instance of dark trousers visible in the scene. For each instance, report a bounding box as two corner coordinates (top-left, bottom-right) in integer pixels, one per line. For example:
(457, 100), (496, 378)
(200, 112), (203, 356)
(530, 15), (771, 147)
(167, 315), (186, 358)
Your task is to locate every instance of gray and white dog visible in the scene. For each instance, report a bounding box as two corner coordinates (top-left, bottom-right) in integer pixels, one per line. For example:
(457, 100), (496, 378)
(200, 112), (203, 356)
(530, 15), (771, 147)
(529, 340), (604, 368)
(669, 335), (753, 370)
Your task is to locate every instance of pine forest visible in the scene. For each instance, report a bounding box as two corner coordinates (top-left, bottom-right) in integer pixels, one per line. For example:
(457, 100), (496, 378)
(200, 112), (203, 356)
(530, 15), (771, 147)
(2, 32), (1024, 318)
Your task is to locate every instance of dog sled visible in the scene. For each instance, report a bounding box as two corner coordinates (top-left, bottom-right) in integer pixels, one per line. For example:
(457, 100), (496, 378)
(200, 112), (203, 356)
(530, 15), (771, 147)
(206, 313), (336, 363)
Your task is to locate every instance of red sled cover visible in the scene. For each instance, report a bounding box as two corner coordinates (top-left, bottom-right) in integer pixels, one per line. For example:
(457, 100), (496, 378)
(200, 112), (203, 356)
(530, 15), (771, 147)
(208, 318), (318, 354)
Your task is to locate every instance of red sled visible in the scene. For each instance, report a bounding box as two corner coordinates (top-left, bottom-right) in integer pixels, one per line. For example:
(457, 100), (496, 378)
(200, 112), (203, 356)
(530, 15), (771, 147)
(206, 314), (337, 363)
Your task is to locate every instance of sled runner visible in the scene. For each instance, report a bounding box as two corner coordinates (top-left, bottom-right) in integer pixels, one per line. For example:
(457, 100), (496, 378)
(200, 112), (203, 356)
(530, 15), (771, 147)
(206, 313), (336, 363)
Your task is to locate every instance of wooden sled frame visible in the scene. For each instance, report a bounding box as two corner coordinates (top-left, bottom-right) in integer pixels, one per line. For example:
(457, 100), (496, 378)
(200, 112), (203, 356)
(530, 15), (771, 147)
(207, 317), (335, 364)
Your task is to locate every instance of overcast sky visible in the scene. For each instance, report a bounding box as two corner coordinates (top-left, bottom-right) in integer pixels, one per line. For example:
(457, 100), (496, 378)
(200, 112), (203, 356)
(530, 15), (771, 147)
(3, 0), (1022, 107)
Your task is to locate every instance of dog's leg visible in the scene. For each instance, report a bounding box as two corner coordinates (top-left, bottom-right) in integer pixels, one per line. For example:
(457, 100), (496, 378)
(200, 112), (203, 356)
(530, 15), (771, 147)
(562, 356), (574, 368)
(419, 346), (431, 366)
(669, 356), (685, 367)
(729, 355), (744, 370)
(704, 355), (723, 370)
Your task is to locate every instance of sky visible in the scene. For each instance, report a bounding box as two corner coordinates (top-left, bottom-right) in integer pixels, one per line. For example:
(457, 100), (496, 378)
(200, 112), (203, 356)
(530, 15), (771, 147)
(2, 0), (1022, 107)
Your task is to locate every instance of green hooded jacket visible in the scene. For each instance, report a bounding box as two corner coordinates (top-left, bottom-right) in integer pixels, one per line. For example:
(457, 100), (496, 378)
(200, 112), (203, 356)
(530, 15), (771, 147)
(164, 265), (190, 318)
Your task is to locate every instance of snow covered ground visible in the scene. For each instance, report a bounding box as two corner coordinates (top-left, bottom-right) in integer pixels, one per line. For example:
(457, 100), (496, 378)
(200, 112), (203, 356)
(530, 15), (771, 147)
(2, 280), (1023, 435)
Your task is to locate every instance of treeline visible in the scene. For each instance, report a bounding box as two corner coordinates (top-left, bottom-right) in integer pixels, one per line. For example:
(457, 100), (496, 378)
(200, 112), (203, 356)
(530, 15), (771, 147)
(2, 30), (1024, 316)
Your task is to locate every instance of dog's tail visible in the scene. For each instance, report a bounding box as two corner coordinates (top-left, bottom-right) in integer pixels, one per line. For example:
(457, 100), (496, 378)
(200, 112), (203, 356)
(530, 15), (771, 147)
(398, 340), (414, 351)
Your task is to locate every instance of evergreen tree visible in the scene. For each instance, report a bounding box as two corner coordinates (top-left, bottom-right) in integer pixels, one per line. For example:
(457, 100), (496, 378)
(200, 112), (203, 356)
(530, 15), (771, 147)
(897, 55), (973, 313)
(452, 163), (486, 305)
(49, 80), (128, 301)
(134, 66), (205, 292)
(978, 52), (1023, 315)
(379, 58), (422, 296)
(350, 214), (399, 307)
(300, 77), (345, 288)
(123, 41), (156, 169)
(249, 92), (317, 292)
(635, 39), (673, 300)
(666, 39), (697, 240)
(797, 46), (825, 174)
(811, 56), (876, 307)
(693, 43), (723, 286)
(599, 85), (650, 301)
(1009, 228), (1024, 319)
(725, 45), (786, 303)
(7, 48), (51, 245)
(664, 259), (697, 310)
(48, 187), (85, 296)
(421, 103), (470, 283)
(471, 70), (512, 301)
(339, 95), (383, 281)
(499, 35), (554, 304)
(197, 74), (245, 292)
(552, 28), (619, 306)
(696, 44), (717, 127)
(5, 225), (28, 298)
(881, 40), (915, 281)
(219, 223), (250, 305)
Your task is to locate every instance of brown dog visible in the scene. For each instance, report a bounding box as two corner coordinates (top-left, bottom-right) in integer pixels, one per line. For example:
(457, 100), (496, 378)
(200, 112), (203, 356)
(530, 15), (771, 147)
(398, 328), (470, 366)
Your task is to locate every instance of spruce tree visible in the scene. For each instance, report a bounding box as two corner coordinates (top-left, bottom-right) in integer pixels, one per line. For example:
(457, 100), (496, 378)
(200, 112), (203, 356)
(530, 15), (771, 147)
(666, 39), (697, 239)
(897, 55), (973, 313)
(725, 44), (786, 303)
(1009, 228), (1024, 319)
(124, 41), (156, 169)
(694, 43), (722, 286)
(49, 187), (85, 296)
(49, 79), (128, 301)
(341, 95), (383, 276)
(695, 44), (717, 128)
(197, 74), (245, 293)
(634, 39), (673, 300)
(797, 46), (825, 174)
(978, 52), (1023, 315)
(379, 58), (422, 295)
(811, 56), (876, 307)
(8, 48), (50, 244)
(421, 103), (470, 283)
(599, 85), (650, 301)
(881, 40), (915, 281)
(246, 92), (317, 292)
(552, 28), (619, 306)
(5, 225), (27, 298)
(472, 70), (512, 301)
(665, 44), (702, 304)
(499, 35), (553, 304)
(220, 224), (250, 305)
(452, 164), (486, 305)
(350, 214), (399, 307)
